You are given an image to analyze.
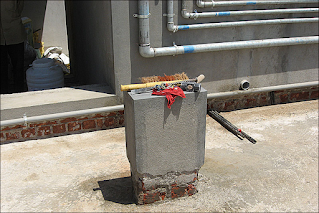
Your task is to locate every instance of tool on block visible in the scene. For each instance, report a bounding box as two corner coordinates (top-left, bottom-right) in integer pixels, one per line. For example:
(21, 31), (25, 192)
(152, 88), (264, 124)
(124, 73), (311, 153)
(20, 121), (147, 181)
(120, 74), (205, 92)
(121, 73), (205, 109)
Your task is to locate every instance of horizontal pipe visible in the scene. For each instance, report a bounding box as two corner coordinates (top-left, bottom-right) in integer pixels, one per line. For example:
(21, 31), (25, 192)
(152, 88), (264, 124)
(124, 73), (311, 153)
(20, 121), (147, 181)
(176, 17), (319, 31)
(0, 105), (124, 127)
(182, 8), (319, 19)
(207, 81), (319, 99)
(197, 0), (319, 8)
(143, 36), (319, 57)
(1, 81), (318, 127)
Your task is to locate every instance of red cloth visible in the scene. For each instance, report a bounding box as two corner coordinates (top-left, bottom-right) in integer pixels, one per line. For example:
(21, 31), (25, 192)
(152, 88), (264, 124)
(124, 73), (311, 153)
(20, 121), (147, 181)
(152, 86), (186, 109)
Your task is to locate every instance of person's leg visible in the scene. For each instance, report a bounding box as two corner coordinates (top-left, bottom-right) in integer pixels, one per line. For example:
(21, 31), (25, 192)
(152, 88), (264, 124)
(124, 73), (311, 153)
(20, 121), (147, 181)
(0, 45), (9, 94)
(7, 42), (25, 93)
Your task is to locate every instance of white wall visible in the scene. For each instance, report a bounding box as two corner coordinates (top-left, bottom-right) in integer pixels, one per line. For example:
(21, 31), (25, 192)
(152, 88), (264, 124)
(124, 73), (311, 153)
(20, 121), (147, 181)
(42, 0), (69, 55)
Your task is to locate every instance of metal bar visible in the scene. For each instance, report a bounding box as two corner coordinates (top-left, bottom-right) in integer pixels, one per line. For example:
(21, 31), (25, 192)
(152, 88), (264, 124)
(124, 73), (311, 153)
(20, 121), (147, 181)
(208, 110), (257, 144)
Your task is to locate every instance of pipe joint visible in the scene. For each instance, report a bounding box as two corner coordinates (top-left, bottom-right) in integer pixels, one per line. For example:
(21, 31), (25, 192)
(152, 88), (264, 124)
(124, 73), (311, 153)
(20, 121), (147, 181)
(181, 9), (191, 18)
(167, 22), (178, 32)
(139, 45), (155, 58)
(197, 0), (214, 8)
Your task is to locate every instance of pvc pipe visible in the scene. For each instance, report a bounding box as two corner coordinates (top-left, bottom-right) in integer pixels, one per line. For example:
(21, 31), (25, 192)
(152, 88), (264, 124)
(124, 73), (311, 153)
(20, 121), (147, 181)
(139, 0), (319, 58)
(207, 81), (319, 99)
(197, 0), (319, 8)
(182, 8), (319, 19)
(176, 17), (319, 31)
(0, 105), (124, 127)
(141, 36), (319, 57)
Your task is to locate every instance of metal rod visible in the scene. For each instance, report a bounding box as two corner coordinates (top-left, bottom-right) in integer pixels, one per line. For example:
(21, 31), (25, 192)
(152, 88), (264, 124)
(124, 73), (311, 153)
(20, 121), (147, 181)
(208, 110), (257, 144)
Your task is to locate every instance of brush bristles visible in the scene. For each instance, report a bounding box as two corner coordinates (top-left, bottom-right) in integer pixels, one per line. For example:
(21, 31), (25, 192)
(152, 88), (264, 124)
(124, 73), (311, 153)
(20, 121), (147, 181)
(140, 72), (189, 83)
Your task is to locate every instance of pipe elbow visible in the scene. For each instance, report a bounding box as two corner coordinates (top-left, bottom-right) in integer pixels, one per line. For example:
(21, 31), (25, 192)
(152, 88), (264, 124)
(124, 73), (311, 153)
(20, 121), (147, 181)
(181, 9), (191, 18)
(196, 0), (205, 8)
(139, 45), (155, 58)
(167, 22), (178, 32)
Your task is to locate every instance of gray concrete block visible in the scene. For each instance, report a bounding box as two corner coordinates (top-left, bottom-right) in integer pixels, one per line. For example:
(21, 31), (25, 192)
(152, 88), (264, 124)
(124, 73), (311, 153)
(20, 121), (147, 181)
(124, 88), (207, 177)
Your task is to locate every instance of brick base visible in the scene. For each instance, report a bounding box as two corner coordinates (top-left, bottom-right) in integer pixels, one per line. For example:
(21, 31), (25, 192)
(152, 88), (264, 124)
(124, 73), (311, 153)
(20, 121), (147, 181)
(131, 170), (198, 205)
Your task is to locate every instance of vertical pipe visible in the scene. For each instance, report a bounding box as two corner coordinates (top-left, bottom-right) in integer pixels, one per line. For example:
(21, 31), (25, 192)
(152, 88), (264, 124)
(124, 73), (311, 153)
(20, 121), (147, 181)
(138, 0), (150, 46)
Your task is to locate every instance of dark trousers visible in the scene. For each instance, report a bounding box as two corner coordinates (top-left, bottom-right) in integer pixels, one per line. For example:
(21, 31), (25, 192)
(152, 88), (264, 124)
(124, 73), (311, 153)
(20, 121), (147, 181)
(1, 42), (25, 94)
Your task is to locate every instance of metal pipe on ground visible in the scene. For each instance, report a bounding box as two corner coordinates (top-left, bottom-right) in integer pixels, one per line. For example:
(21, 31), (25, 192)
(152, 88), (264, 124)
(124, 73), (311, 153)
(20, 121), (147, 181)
(0, 105), (124, 127)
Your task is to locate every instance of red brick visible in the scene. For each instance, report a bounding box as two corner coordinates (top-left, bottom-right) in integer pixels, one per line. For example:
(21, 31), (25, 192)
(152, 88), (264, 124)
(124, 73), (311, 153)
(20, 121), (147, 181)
(119, 116), (125, 126)
(60, 117), (77, 123)
(171, 184), (187, 199)
(187, 184), (197, 196)
(105, 117), (115, 127)
(143, 191), (161, 204)
(21, 128), (36, 138)
(274, 90), (284, 94)
(118, 110), (124, 115)
(108, 112), (117, 117)
(29, 121), (57, 127)
(0, 132), (6, 142)
(96, 119), (105, 128)
(52, 124), (66, 134)
(37, 126), (51, 136)
(245, 98), (257, 107)
(1, 125), (24, 131)
(82, 120), (96, 129)
(310, 90), (318, 99)
(259, 96), (269, 105)
(290, 92), (309, 101)
(279, 94), (289, 103)
(68, 122), (81, 131)
(92, 114), (107, 118)
(223, 101), (235, 111)
(5, 132), (20, 140)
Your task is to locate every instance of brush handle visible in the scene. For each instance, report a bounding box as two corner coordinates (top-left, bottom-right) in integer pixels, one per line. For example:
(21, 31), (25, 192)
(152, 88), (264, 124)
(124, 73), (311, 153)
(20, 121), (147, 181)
(121, 80), (182, 91)
(120, 74), (205, 91)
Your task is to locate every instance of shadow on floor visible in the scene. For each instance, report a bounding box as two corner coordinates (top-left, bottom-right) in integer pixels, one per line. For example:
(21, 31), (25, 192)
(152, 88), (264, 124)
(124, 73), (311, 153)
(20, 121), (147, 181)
(94, 176), (134, 205)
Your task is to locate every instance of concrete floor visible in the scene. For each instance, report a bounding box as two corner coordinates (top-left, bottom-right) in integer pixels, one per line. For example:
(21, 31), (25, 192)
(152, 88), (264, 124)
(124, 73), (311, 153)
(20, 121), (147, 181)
(1, 100), (318, 212)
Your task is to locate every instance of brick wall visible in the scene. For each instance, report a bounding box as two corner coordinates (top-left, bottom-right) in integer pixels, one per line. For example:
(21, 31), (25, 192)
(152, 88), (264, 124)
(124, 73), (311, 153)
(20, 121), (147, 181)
(1, 110), (124, 144)
(207, 86), (318, 112)
(1, 86), (318, 144)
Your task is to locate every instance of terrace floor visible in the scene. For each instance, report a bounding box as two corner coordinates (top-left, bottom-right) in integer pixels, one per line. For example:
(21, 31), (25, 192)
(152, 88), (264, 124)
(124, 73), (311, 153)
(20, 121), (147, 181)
(1, 100), (318, 212)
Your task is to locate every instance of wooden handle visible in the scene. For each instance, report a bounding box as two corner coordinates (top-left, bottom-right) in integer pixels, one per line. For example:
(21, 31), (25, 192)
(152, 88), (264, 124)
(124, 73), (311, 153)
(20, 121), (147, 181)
(120, 74), (205, 91)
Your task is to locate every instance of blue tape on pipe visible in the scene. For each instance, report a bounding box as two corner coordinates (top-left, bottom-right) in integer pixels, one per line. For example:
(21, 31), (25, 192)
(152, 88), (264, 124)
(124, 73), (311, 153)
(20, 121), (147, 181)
(217, 12), (231, 16)
(246, 1), (257, 5)
(184, 46), (195, 53)
(178, 25), (190, 30)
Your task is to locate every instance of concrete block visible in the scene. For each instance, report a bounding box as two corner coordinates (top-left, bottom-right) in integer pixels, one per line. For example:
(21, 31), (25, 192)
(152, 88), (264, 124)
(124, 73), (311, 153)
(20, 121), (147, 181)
(124, 88), (207, 204)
